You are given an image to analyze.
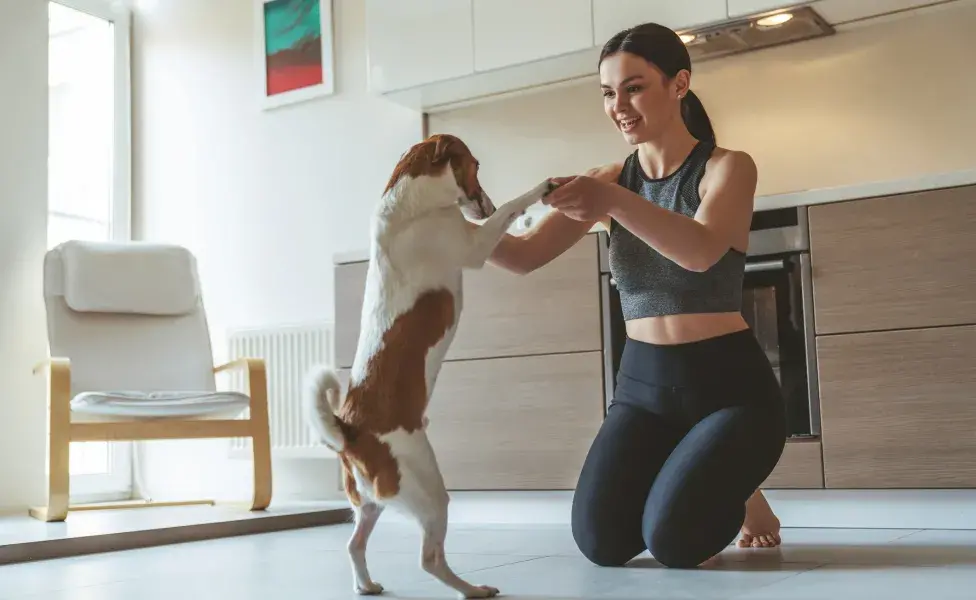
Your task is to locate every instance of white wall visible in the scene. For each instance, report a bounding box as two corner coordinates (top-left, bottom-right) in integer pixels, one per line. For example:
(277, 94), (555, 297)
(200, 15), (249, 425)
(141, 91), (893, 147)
(131, 0), (421, 502)
(430, 2), (976, 201)
(0, 0), (50, 514)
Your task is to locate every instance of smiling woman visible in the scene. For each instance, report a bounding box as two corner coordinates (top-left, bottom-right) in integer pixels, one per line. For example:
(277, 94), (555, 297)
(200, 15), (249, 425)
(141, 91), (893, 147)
(480, 21), (788, 569)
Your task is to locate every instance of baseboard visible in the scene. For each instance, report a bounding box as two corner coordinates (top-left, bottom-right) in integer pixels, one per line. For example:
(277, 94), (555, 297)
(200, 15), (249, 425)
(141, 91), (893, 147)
(405, 489), (976, 530)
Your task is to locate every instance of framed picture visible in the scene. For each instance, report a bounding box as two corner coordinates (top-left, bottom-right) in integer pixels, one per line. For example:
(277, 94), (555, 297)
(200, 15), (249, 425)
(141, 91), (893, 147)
(254, 0), (335, 110)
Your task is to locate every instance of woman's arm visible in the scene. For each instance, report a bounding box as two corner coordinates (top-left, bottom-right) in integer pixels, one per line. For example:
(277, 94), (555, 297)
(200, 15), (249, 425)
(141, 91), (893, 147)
(486, 211), (598, 275)
(478, 163), (624, 275)
(547, 151), (757, 273)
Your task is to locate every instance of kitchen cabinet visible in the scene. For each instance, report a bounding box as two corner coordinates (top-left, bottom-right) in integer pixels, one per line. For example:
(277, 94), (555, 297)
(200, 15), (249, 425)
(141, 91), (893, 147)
(808, 185), (976, 335)
(762, 439), (824, 489)
(365, 0), (475, 93)
(592, 0), (727, 42)
(334, 235), (602, 369)
(817, 325), (976, 488)
(473, 0), (593, 72)
(335, 351), (605, 491)
(726, 0), (796, 19)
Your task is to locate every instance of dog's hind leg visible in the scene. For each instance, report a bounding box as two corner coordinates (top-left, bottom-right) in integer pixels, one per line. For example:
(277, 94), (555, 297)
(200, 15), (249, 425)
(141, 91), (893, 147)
(349, 501), (385, 595)
(420, 503), (499, 599)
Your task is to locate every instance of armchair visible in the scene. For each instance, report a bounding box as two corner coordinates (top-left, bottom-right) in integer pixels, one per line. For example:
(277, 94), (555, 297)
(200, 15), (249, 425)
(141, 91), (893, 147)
(32, 240), (272, 522)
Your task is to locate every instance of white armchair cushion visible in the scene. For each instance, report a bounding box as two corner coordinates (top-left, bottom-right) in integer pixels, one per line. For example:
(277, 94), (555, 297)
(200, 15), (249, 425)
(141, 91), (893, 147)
(71, 390), (251, 419)
(56, 240), (200, 316)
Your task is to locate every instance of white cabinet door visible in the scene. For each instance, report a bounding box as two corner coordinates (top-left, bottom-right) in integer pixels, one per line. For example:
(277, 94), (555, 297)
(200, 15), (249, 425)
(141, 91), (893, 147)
(473, 0), (593, 72)
(592, 0), (727, 43)
(366, 0), (475, 92)
(727, 0), (797, 18)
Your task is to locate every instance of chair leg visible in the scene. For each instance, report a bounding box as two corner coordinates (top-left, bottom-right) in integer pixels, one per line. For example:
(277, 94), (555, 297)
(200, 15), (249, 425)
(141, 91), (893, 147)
(247, 363), (273, 511)
(31, 362), (72, 522)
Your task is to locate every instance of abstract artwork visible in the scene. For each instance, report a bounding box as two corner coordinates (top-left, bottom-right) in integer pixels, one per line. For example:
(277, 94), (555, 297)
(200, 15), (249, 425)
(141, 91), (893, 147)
(255, 0), (334, 109)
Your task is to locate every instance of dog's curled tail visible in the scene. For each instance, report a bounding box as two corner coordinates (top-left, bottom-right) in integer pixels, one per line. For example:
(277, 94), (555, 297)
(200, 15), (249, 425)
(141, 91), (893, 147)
(303, 364), (346, 452)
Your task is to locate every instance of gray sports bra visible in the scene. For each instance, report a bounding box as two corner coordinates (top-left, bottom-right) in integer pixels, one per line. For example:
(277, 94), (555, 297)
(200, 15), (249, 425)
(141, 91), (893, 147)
(608, 142), (745, 320)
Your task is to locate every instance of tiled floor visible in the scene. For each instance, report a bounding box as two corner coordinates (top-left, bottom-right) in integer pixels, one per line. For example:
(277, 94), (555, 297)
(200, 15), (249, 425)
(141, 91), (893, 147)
(2, 521), (976, 599)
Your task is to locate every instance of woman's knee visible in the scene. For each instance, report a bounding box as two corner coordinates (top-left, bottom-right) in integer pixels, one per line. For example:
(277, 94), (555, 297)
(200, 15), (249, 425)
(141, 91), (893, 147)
(572, 520), (635, 567)
(571, 496), (641, 567)
(642, 515), (729, 569)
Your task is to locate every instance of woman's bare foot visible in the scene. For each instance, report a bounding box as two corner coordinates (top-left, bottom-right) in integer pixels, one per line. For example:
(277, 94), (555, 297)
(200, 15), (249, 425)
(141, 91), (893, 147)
(738, 490), (781, 548)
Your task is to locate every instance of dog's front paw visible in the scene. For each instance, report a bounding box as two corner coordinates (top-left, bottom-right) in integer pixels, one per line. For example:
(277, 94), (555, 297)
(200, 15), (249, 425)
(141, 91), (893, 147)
(461, 585), (499, 599)
(356, 581), (384, 595)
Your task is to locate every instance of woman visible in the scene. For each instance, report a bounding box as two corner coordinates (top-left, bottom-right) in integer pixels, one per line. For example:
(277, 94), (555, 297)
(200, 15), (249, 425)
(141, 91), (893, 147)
(485, 22), (787, 568)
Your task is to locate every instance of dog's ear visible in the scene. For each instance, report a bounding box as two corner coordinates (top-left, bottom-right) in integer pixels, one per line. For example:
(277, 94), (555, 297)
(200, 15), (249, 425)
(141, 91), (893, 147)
(431, 136), (457, 166)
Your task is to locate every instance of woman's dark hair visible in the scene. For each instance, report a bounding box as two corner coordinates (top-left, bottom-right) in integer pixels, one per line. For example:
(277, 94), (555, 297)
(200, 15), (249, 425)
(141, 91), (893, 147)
(599, 23), (715, 144)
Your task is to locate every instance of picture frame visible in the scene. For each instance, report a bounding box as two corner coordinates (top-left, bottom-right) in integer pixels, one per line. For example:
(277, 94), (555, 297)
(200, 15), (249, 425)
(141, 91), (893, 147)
(254, 0), (335, 110)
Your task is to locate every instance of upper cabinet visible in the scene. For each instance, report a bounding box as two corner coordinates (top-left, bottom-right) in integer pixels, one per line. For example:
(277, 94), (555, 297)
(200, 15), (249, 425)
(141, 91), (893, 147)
(593, 0), (727, 41)
(726, 0), (794, 19)
(473, 0), (594, 71)
(365, 0), (475, 93)
(365, 0), (956, 113)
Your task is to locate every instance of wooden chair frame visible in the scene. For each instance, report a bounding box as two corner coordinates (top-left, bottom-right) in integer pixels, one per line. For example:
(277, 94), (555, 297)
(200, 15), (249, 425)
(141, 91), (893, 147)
(31, 356), (273, 522)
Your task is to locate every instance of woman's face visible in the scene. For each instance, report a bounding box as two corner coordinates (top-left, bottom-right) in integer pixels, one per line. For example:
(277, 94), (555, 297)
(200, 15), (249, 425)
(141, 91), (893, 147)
(599, 51), (688, 145)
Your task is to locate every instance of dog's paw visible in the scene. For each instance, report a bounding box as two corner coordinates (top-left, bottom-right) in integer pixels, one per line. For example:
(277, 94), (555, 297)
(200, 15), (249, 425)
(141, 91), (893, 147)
(461, 585), (499, 598)
(356, 581), (385, 595)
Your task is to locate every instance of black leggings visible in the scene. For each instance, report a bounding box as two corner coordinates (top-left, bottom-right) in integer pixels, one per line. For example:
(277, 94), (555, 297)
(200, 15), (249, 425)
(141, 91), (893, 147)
(571, 329), (787, 569)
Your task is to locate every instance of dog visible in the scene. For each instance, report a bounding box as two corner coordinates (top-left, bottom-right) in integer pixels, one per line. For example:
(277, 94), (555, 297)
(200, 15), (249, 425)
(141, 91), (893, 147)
(303, 134), (555, 598)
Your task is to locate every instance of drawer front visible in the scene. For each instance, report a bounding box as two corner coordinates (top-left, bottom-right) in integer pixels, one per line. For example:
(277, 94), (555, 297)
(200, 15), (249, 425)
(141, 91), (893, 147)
(334, 234), (602, 368)
(335, 351), (605, 490)
(762, 439), (824, 489)
(808, 185), (976, 334)
(817, 325), (976, 488)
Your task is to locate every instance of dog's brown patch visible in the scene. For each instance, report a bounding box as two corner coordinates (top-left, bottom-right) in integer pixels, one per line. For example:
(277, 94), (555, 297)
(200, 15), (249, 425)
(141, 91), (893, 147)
(383, 134), (482, 200)
(336, 288), (456, 502)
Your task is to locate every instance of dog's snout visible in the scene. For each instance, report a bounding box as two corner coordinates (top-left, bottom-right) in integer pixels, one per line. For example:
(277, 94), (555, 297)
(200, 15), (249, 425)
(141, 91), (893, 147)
(478, 191), (496, 219)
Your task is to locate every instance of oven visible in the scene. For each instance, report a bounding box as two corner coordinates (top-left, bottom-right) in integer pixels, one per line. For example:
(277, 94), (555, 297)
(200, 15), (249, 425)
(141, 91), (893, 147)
(598, 205), (821, 440)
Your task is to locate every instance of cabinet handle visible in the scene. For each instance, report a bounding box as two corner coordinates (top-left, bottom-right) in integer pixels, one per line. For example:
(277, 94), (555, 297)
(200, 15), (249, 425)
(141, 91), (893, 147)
(745, 259), (788, 273)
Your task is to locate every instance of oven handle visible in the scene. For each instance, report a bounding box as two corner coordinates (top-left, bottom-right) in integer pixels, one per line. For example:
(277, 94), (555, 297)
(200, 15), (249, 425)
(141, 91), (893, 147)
(744, 258), (788, 273)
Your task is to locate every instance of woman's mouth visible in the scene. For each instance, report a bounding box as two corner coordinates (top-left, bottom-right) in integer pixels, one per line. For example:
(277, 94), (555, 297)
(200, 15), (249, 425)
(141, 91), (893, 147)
(618, 116), (642, 133)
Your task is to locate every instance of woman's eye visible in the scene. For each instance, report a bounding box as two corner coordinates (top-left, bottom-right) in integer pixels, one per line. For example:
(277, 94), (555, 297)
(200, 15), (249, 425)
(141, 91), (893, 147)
(603, 90), (614, 98)
(627, 85), (641, 93)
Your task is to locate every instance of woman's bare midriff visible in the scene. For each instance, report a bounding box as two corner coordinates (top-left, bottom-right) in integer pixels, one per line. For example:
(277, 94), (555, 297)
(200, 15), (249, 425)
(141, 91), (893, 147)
(624, 311), (749, 346)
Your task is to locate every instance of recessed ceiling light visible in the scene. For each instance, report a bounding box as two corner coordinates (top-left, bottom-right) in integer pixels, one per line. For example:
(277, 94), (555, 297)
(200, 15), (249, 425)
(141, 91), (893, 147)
(756, 12), (794, 27)
(679, 33), (696, 44)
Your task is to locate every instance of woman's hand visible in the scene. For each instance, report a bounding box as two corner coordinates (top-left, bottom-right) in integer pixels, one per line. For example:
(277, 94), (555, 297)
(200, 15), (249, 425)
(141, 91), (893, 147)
(543, 175), (621, 222)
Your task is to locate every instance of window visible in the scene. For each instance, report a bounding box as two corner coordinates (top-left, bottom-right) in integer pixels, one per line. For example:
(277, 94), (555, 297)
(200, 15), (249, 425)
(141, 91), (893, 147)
(48, 0), (133, 502)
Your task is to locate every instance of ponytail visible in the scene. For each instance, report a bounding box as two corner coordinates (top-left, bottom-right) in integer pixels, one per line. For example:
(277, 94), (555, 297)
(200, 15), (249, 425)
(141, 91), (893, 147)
(680, 90), (715, 144)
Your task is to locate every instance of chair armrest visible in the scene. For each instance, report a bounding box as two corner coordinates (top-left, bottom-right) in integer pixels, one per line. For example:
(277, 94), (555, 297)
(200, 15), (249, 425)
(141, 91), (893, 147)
(33, 357), (71, 376)
(213, 357), (265, 374)
(214, 358), (268, 411)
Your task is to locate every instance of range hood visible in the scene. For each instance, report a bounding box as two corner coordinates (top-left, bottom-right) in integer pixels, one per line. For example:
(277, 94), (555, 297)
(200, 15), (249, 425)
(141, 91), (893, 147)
(679, 5), (836, 63)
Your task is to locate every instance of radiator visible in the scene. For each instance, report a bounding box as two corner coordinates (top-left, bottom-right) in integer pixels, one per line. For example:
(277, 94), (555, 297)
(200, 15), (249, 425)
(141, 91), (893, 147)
(223, 321), (336, 458)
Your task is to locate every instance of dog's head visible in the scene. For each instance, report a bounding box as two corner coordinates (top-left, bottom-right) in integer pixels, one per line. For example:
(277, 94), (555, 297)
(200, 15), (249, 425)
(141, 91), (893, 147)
(383, 134), (496, 220)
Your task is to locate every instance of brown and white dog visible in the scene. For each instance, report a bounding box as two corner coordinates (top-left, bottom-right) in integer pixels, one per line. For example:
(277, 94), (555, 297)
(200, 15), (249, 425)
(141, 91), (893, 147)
(304, 134), (554, 598)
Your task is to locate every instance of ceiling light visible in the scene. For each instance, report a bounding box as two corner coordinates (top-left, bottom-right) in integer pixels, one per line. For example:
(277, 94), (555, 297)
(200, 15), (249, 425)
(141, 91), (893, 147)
(679, 33), (696, 44)
(756, 12), (794, 27)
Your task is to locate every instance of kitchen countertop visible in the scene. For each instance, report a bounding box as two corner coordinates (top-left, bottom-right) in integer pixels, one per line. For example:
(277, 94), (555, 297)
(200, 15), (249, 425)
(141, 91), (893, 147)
(333, 168), (976, 265)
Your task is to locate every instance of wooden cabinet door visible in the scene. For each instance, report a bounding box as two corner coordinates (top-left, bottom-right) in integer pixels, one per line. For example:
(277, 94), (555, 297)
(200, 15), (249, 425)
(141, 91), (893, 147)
(334, 234), (602, 368)
(334, 351), (605, 490)
(762, 439), (824, 489)
(817, 325), (976, 488)
(473, 0), (593, 72)
(808, 185), (976, 335)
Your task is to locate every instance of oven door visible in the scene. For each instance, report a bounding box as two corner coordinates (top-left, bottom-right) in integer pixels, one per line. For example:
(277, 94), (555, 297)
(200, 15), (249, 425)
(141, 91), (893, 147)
(741, 254), (815, 438)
